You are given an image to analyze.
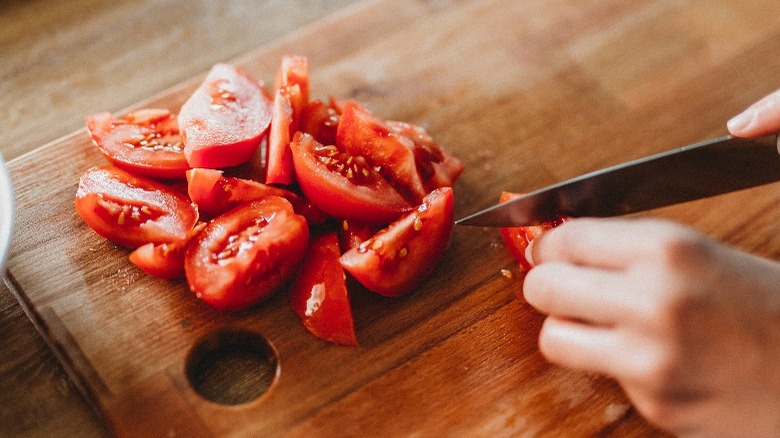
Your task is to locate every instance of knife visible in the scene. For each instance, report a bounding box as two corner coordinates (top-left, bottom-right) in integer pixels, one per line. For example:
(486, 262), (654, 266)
(456, 134), (780, 227)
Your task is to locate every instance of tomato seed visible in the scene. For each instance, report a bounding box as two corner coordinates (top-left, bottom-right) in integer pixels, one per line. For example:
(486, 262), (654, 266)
(413, 216), (423, 231)
(398, 247), (408, 258)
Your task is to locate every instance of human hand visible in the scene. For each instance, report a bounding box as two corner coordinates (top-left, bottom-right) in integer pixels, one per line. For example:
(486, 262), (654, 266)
(522, 218), (780, 437)
(728, 89), (780, 154)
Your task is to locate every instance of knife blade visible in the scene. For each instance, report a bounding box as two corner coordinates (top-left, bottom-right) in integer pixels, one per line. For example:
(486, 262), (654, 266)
(455, 134), (780, 227)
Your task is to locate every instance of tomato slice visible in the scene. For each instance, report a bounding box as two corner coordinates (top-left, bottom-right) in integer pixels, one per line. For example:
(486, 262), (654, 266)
(129, 222), (206, 279)
(185, 197), (309, 310)
(178, 63), (273, 169)
(340, 187), (454, 297)
(273, 54), (309, 105)
(337, 101), (429, 203)
(290, 131), (411, 225)
(186, 168), (327, 224)
(75, 166), (198, 248)
(289, 232), (357, 346)
(300, 98), (342, 146)
(266, 85), (301, 185)
(85, 109), (190, 180)
(498, 192), (570, 272)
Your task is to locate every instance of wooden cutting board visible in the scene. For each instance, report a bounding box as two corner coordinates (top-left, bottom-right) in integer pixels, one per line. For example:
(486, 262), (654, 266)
(6, 0), (780, 435)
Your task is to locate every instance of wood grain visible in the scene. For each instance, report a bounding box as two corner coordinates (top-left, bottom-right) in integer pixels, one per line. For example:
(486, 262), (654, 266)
(3, 0), (780, 436)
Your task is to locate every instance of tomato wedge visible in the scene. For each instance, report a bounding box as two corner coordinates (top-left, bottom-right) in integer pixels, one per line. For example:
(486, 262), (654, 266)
(289, 232), (357, 346)
(340, 187), (454, 297)
(186, 168), (327, 224)
(273, 54), (310, 104)
(75, 166), (198, 248)
(290, 131), (411, 224)
(85, 109), (190, 180)
(337, 101), (429, 203)
(498, 192), (570, 272)
(178, 63), (273, 169)
(266, 85), (301, 185)
(300, 98), (342, 146)
(129, 223), (206, 279)
(385, 120), (464, 191)
(184, 197), (309, 310)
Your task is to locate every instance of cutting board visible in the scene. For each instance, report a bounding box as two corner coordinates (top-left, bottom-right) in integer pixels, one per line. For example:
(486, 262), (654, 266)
(6, 0), (780, 436)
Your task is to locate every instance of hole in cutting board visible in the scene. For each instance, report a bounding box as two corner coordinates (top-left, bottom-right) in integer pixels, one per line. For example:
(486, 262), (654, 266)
(186, 329), (279, 405)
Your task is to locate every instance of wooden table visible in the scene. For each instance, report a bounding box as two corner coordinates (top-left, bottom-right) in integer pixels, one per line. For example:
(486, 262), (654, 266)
(2, 0), (778, 436)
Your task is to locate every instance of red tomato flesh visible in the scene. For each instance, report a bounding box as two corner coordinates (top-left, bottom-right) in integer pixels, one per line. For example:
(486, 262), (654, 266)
(338, 219), (381, 253)
(499, 191), (570, 272)
(337, 101), (428, 203)
(186, 168), (327, 224)
(273, 54), (309, 105)
(86, 109), (190, 180)
(266, 85), (299, 185)
(184, 197), (309, 310)
(289, 232), (357, 346)
(75, 166), (198, 248)
(299, 98), (342, 146)
(340, 187), (454, 297)
(178, 63), (272, 169)
(290, 132), (411, 225)
(129, 222), (206, 279)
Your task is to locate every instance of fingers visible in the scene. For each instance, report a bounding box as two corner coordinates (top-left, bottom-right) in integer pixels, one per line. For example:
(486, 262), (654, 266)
(528, 217), (682, 270)
(727, 89), (780, 137)
(537, 316), (623, 376)
(523, 262), (643, 325)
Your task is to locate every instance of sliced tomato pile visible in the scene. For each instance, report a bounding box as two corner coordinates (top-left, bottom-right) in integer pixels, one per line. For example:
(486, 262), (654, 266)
(498, 192), (570, 272)
(75, 55), (463, 346)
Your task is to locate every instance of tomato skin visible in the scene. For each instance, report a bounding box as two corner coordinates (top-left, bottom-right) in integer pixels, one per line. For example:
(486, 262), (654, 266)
(184, 197), (309, 310)
(86, 109), (190, 180)
(75, 166), (198, 248)
(178, 63), (272, 169)
(498, 192), (570, 272)
(289, 232), (357, 346)
(337, 101), (428, 203)
(186, 168), (327, 224)
(340, 187), (454, 297)
(290, 131), (411, 225)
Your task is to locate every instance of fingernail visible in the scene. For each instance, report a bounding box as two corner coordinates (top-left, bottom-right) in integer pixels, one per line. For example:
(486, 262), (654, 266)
(525, 239), (535, 267)
(727, 108), (755, 134)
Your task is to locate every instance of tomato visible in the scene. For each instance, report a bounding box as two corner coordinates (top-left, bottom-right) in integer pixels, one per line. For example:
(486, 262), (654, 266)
(266, 85), (301, 185)
(290, 131), (411, 224)
(498, 192), (570, 272)
(384, 120), (464, 191)
(186, 168), (327, 224)
(289, 232), (357, 346)
(338, 219), (381, 253)
(336, 101), (428, 203)
(340, 187), (454, 297)
(300, 98), (342, 146)
(178, 63), (273, 169)
(273, 54), (309, 104)
(75, 166), (198, 248)
(85, 109), (190, 180)
(129, 223), (206, 279)
(184, 197), (309, 310)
